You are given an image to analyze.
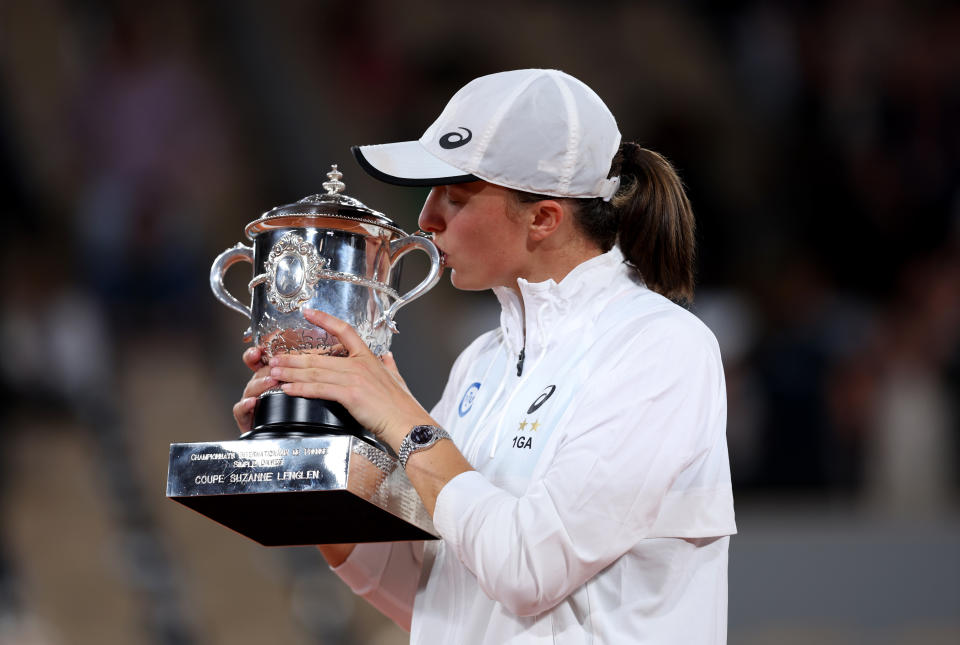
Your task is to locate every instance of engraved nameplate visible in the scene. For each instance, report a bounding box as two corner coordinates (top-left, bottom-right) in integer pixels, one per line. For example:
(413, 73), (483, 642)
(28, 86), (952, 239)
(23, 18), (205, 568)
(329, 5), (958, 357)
(166, 435), (437, 546)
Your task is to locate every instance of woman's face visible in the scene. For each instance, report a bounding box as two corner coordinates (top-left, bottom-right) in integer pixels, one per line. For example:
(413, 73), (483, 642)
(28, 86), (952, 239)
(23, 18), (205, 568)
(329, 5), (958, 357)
(418, 181), (531, 292)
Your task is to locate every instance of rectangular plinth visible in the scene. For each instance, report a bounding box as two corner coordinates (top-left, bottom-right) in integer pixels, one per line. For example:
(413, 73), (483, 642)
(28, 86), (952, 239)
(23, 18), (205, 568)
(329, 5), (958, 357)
(167, 435), (438, 546)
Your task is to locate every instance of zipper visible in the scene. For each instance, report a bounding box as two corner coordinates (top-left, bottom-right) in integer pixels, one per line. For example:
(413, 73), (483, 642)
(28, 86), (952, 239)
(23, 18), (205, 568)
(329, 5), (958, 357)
(516, 347), (526, 376)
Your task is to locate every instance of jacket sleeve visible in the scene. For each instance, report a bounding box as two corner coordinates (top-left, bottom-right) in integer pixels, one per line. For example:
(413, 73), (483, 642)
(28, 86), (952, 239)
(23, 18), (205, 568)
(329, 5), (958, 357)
(327, 341), (481, 627)
(431, 316), (732, 617)
(330, 541), (424, 631)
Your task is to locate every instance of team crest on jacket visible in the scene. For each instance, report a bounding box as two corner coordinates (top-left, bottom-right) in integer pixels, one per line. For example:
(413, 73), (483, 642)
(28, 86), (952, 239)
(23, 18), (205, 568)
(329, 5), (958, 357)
(459, 382), (481, 417)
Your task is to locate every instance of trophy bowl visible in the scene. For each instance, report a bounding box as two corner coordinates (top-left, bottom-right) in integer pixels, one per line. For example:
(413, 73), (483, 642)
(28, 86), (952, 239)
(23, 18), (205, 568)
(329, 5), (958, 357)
(210, 165), (441, 441)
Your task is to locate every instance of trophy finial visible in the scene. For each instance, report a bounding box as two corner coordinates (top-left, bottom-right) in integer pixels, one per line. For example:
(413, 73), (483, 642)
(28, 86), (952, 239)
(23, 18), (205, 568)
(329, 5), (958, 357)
(323, 165), (346, 195)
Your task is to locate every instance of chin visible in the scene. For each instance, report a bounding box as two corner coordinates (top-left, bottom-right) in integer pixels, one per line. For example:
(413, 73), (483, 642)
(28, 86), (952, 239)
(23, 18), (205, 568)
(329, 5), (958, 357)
(449, 270), (489, 292)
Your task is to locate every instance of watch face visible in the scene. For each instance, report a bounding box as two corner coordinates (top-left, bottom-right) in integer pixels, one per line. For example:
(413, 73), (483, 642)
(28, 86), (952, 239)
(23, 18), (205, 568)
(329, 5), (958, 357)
(411, 426), (434, 445)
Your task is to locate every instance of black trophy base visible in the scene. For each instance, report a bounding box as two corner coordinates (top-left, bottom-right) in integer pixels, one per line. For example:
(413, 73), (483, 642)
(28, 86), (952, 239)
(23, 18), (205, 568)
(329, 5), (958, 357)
(166, 435), (437, 546)
(251, 391), (362, 435)
(172, 489), (434, 546)
(246, 392), (389, 455)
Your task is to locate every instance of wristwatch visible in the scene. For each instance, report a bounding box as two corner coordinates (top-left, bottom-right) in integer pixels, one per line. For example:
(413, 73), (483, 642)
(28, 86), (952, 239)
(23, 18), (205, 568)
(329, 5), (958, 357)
(398, 425), (452, 469)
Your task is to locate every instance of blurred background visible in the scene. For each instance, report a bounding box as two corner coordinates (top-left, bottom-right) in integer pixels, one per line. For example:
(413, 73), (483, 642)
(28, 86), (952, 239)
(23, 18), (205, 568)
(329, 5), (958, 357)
(0, 0), (958, 643)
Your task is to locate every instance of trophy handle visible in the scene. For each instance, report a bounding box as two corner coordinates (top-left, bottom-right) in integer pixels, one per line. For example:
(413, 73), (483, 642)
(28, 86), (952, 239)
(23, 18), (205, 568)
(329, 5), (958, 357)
(384, 233), (442, 329)
(210, 243), (255, 320)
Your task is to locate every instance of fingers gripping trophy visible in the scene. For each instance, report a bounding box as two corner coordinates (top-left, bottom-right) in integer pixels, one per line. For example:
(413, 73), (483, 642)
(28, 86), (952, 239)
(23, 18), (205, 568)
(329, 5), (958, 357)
(166, 166), (443, 546)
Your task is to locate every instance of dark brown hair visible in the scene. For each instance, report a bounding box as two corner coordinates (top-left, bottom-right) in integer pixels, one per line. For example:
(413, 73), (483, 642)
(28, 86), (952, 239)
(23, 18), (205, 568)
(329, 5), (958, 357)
(515, 142), (697, 303)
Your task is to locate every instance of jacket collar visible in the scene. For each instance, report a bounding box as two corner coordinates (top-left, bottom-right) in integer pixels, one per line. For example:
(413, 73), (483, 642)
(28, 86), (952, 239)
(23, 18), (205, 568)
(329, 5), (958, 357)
(492, 246), (633, 358)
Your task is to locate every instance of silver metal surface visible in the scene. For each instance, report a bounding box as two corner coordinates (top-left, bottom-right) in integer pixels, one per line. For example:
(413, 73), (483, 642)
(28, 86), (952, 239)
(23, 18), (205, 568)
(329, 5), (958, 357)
(209, 165), (441, 358)
(257, 231), (327, 313)
(321, 164), (346, 194)
(186, 166), (442, 545)
(167, 435), (438, 545)
(210, 243), (255, 318)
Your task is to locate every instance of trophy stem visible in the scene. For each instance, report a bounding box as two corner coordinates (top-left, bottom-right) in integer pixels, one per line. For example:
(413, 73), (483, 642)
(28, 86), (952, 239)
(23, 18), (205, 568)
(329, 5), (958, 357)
(247, 391), (393, 455)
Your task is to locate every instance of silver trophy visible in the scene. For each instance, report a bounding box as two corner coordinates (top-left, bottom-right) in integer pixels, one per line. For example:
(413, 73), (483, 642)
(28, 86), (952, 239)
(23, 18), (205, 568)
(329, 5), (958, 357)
(210, 164), (441, 439)
(167, 166), (442, 545)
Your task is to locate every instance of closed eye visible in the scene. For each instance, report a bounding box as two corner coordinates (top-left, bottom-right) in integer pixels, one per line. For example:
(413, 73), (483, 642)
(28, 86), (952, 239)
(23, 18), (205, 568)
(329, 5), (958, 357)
(445, 186), (467, 206)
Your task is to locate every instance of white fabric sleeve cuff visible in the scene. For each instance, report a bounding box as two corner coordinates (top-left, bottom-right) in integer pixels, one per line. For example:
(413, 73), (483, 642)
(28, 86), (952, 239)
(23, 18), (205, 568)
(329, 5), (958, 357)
(433, 470), (500, 549)
(330, 542), (394, 595)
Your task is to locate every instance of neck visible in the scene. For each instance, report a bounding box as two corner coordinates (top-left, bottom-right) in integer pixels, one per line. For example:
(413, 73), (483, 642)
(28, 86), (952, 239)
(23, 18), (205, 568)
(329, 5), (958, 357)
(506, 240), (604, 294)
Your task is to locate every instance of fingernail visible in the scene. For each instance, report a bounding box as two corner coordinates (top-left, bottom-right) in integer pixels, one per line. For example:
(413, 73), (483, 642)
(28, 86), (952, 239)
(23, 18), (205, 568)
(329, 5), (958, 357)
(269, 357), (278, 366)
(270, 368), (281, 377)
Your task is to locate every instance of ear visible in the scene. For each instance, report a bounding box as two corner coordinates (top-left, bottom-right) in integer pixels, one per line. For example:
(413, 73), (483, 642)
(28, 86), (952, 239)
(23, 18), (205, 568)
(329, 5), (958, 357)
(527, 199), (565, 242)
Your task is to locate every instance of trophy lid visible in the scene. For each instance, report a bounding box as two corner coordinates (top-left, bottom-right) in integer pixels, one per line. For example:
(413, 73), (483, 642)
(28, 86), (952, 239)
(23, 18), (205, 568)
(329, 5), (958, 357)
(246, 165), (404, 238)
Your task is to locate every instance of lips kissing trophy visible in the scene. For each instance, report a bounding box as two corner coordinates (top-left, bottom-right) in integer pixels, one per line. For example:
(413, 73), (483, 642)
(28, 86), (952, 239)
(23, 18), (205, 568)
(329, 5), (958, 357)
(166, 166), (442, 546)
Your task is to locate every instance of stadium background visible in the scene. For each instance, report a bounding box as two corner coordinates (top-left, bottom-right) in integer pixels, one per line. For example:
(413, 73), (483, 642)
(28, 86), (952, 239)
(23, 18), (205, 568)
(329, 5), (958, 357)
(0, 1), (957, 643)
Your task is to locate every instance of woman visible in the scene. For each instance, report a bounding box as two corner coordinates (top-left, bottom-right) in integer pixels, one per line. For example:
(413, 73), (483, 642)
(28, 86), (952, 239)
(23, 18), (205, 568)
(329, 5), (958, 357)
(235, 69), (736, 643)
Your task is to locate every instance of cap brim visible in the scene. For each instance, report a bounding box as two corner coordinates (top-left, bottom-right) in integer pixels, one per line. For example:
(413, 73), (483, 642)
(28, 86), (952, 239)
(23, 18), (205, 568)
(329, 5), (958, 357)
(352, 142), (478, 187)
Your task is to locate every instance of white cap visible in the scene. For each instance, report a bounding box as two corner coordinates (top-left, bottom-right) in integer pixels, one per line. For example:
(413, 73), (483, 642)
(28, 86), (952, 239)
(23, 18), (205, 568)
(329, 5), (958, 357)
(353, 69), (622, 201)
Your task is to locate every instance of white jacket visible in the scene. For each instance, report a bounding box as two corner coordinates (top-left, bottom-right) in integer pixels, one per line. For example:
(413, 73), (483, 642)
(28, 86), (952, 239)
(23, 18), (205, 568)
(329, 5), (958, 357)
(333, 247), (737, 643)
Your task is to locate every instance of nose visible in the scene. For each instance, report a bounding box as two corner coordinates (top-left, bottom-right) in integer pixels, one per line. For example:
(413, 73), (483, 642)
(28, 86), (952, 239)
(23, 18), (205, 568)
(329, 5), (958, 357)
(417, 187), (446, 234)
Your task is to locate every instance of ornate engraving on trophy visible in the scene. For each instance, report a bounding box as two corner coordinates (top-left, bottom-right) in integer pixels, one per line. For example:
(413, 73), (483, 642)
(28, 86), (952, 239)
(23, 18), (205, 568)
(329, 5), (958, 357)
(255, 311), (392, 359)
(264, 231), (326, 312)
(353, 316), (391, 356)
(257, 313), (344, 359)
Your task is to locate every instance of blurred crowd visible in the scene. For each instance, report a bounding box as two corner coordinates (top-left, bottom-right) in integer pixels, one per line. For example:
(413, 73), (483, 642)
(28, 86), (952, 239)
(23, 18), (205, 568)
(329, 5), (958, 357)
(0, 1), (957, 643)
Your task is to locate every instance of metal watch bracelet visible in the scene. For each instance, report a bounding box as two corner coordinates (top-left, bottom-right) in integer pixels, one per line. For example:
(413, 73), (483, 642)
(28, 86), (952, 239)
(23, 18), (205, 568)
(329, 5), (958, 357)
(398, 425), (452, 469)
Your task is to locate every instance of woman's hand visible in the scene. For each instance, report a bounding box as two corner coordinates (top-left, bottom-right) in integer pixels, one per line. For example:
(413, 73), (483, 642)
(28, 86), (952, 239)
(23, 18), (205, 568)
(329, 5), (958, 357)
(232, 345), (279, 431)
(268, 309), (434, 448)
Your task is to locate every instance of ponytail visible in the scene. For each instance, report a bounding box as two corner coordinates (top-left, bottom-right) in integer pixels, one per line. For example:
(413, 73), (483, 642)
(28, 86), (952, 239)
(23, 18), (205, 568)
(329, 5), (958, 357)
(511, 141), (697, 303)
(611, 143), (696, 303)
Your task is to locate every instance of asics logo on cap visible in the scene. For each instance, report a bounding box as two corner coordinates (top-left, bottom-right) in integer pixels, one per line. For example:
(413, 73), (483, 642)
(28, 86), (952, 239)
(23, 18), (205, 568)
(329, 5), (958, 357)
(439, 127), (472, 149)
